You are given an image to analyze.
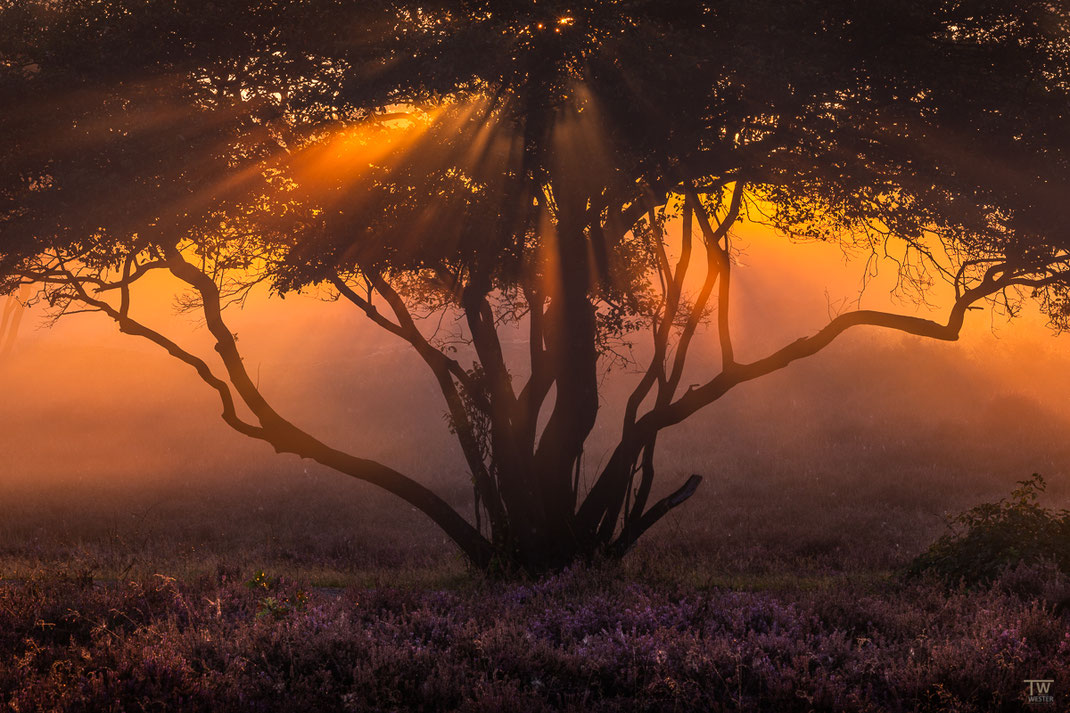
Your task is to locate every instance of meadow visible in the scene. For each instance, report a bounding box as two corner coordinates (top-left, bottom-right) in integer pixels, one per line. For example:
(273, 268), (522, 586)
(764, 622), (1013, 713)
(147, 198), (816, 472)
(2, 335), (1070, 711)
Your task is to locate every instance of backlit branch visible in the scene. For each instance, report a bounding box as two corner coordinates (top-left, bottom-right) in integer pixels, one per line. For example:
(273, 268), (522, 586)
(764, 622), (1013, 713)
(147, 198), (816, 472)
(652, 270), (1020, 433)
(160, 246), (494, 565)
(50, 258), (264, 440)
(13, 245), (495, 564)
(685, 180), (745, 373)
(331, 270), (504, 530)
(516, 282), (553, 451)
(583, 245), (1062, 547)
(622, 202), (694, 432)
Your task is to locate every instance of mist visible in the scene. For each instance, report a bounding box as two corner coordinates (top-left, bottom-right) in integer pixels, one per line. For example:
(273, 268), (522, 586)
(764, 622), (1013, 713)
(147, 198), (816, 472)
(3, 218), (1069, 573)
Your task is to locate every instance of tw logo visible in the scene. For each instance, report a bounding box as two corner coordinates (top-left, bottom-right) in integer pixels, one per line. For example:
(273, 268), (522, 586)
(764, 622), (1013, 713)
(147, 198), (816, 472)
(1025, 679), (1054, 705)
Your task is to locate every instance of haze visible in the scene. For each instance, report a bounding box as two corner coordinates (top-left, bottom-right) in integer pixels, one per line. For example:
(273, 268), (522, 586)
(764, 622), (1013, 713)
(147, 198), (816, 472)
(3, 216), (1069, 566)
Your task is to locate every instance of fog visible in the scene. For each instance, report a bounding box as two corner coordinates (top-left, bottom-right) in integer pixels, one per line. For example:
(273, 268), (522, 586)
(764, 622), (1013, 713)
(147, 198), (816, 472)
(3, 218), (1069, 568)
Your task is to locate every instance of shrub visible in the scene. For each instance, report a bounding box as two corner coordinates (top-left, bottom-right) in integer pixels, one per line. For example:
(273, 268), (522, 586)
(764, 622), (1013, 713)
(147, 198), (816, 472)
(907, 474), (1070, 585)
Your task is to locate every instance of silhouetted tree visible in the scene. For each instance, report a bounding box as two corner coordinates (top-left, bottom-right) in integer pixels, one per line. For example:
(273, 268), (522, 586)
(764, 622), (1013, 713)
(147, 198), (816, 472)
(2, 0), (1069, 571)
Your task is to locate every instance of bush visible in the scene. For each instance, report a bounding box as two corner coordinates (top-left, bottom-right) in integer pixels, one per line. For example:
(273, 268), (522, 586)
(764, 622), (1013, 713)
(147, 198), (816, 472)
(907, 474), (1070, 585)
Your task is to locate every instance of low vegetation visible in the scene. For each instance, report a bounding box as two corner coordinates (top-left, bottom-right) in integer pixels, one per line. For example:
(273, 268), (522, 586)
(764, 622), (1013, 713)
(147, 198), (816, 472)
(908, 474), (1070, 586)
(2, 564), (1068, 712)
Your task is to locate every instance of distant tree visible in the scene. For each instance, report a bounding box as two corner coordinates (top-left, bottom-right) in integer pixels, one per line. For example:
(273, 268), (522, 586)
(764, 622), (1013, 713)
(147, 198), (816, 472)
(2, 0), (1069, 571)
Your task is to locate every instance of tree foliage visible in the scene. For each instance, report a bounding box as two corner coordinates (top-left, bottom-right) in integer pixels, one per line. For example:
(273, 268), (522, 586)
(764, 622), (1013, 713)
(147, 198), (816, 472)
(2, 0), (1069, 571)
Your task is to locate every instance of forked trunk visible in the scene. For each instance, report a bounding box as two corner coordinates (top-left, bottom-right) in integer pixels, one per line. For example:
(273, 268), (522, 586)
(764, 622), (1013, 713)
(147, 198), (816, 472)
(479, 445), (703, 575)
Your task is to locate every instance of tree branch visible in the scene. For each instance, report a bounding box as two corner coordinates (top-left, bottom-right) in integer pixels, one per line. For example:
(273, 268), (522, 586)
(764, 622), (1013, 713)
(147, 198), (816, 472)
(53, 261), (264, 440)
(684, 180), (745, 373)
(331, 271), (505, 529)
(162, 247), (494, 565)
(581, 257), (1011, 539)
(622, 201), (693, 431)
(516, 282), (554, 452)
(655, 275), (1008, 432)
(612, 474), (702, 556)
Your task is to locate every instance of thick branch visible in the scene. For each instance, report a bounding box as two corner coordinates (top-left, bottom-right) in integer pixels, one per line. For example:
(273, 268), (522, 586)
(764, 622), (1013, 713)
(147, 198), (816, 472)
(530, 191), (601, 526)
(333, 272), (504, 529)
(612, 474), (702, 556)
(55, 263), (264, 440)
(163, 248), (493, 564)
(581, 267), (1007, 537)
(655, 278), (1003, 432)
(516, 283), (554, 452)
(682, 181), (745, 374)
(462, 287), (518, 414)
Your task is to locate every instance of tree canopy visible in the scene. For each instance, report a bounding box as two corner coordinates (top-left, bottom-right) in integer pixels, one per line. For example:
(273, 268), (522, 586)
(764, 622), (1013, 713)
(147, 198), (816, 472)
(2, 0), (1069, 571)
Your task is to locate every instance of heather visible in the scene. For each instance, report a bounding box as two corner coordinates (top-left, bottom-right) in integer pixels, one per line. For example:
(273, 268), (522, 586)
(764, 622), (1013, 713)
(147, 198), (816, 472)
(2, 564), (1068, 713)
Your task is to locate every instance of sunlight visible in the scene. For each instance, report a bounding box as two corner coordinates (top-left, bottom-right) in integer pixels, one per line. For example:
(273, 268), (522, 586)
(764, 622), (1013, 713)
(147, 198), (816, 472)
(288, 104), (450, 190)
(0, 284), (29, 360)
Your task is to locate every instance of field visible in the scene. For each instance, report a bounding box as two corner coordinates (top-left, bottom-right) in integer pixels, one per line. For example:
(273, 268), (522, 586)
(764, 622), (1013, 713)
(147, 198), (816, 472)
(3, 335), (1070, 711)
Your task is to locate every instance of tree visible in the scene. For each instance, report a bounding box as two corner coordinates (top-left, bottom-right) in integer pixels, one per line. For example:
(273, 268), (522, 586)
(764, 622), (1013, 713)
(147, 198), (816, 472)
(1, 0), (1069, 572)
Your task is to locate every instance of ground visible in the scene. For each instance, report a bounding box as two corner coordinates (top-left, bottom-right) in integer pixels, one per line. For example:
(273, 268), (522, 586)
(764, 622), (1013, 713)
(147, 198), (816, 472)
(2, 338), (1070, 711)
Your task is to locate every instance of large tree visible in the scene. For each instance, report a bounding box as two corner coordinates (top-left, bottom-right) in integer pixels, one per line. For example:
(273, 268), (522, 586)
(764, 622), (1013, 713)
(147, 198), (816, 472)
(2, 0), (1069, 571)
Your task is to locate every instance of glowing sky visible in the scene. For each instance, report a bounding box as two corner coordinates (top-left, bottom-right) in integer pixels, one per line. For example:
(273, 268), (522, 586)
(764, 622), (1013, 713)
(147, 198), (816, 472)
(3, 214), (1069, 495)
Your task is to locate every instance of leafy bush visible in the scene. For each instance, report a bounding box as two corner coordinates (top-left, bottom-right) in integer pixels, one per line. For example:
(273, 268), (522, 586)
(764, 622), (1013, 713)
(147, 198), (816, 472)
(907, 474), (1070, 584)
